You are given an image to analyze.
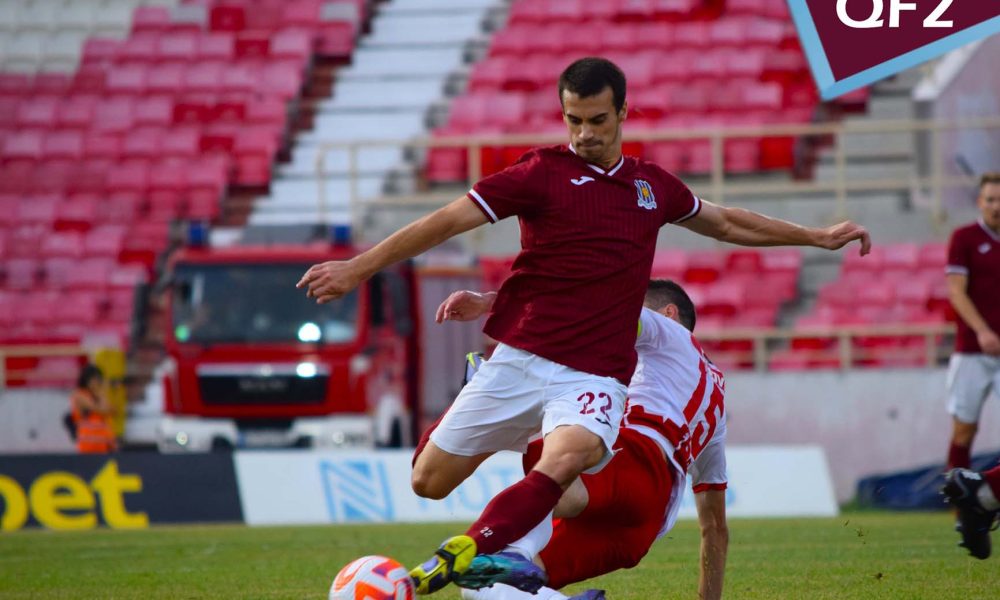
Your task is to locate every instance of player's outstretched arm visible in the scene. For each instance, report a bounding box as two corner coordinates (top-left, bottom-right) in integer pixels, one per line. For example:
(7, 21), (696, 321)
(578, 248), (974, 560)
(298, 196), (489, 304)
(679, 200), (872, 255)
(695, 489), (728, 600)
(435, 290), (498, 323)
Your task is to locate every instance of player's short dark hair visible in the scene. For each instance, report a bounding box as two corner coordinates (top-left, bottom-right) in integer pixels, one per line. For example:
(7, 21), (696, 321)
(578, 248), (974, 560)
(558, 57), (627, 114)
(980, 172), (1000, 190)
(644, 279), (697, 332)
(76, 364), (103, 389)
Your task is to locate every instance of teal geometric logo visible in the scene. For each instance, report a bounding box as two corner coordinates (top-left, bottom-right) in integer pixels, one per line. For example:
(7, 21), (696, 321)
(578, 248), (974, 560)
(320, 459), (394, 522)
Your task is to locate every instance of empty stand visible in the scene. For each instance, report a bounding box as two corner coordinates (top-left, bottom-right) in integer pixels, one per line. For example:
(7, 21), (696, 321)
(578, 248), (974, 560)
(426, 0), (823, 182)
(0, 0), (373, 352)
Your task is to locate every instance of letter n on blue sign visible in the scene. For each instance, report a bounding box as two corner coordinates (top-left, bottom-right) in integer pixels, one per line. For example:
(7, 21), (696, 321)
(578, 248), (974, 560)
(320, 459), (394, 523)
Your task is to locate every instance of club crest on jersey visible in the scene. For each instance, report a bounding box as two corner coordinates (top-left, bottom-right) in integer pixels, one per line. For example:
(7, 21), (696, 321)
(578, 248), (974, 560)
(634, 179), (657, 210)
(979, 242), (992, 254)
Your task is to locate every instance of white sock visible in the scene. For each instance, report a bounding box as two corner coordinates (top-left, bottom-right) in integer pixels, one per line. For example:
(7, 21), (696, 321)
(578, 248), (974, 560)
(505, 510), (554, 560)
(460, 584), (568, 600)
(977, 481), (1000, 510)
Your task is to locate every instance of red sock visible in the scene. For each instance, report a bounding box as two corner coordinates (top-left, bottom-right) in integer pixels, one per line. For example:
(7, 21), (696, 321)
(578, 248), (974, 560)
(983, 464), (1000, 499)
(948, 443), (971, 470)
(465, 470), (563, 555)
(412, 410), (449, 468)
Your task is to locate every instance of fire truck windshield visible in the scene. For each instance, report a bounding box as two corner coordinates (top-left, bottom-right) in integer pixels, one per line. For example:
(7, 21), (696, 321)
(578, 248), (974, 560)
(171, 263), (359, 345)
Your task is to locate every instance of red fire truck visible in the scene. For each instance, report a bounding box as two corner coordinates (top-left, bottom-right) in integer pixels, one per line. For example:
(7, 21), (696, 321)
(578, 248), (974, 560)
(128, 244), (436, 452)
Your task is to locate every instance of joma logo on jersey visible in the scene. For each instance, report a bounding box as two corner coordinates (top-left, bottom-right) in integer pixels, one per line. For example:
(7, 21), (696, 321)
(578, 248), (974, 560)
(634, 179), (657, 210)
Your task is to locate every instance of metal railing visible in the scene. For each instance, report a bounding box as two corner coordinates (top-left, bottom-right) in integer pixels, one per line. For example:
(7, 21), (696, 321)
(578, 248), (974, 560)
(313, 116), (1000, 231)
(696, 322), (955, 371)
(0, 345), (91, 391)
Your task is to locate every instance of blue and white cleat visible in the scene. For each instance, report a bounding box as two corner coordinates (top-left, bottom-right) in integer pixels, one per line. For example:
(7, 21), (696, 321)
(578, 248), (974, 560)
(454, 551), (547, 593)
(568, 590), (606, 600)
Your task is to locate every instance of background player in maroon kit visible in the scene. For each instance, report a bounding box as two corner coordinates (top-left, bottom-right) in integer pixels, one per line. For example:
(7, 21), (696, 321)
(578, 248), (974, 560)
(941, 172), (1000, 559)
(298, 57), (871, 594)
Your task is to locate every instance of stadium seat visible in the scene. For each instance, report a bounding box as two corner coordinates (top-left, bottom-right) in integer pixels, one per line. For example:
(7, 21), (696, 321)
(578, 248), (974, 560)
(83, 224), (127, 258)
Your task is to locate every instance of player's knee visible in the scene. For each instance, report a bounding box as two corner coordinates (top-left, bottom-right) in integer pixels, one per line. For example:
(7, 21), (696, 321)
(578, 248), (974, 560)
(536, 448), (600, 487)
(411, 466), (450, 500)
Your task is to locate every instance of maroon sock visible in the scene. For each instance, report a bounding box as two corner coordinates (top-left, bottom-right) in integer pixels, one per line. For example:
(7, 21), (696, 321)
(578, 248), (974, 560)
(983, 464), (1000, 500)
(465, 470), (564, 555)
(412, 410), (449, 468)
(948, 443), (971, 470)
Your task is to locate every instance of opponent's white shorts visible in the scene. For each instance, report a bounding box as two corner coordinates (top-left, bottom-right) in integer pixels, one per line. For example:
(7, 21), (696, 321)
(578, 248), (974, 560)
(430, 343), (628, 474)
(946, 353), (1000, 424)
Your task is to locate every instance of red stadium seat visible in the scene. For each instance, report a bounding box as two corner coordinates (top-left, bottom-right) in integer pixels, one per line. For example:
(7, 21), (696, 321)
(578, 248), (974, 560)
(19, 292), (61, 325)
(17, 195), (59, 226)
(83, 225), (127, 258)
(107, 160), (151, 195)
(271, 28), (312, 62)
(158, 32), (199, 62)
(132, 5), (172, 33)
(210, 5), (247, 32)
(41, 231), (85, 259)
(918, 241), (947, 271)
(16, 96), (59, 128)
(56, 95), (98, 129)
(184, 61), (227, 94)
(92, 96), (136, 132)
(43, 131), (84, 160)
(121, 126), (163, 158)
(198, 32), (236, 61)
(684, 251), (726, 284)
(650, 249), (689, 280)
(120, 221), (170, 268)
(3, 130), (44, 161)
(55, 196), (99, 232)
(118, 33), (160, 63)
(4, 258), (40, 290)
(81, 38), (122, 65)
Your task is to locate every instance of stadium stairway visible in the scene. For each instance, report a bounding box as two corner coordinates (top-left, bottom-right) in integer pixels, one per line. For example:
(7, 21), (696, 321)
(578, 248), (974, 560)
(244, 0), (503, 230)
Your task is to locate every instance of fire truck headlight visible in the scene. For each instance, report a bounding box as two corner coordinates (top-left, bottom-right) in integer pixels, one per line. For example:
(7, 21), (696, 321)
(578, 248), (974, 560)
(296, 362), (318, 378)
(175, 432), (189, 446)
(297, 322), (321, 342)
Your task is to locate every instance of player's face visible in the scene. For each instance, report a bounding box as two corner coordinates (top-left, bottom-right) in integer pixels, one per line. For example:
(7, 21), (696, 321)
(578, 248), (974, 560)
(979, 182), (1000, 230)
(561, 87), (626, 168)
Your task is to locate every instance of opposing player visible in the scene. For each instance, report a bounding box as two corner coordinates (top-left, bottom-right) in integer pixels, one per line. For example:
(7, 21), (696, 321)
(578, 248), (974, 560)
(298, 57), (869, 595)
(435, 281), (727, 600)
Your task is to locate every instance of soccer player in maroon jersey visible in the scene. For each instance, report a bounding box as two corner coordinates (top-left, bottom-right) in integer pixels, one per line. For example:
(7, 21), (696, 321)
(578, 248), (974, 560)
(298, 57), (870, 594)
(941, 172), (1000, 559)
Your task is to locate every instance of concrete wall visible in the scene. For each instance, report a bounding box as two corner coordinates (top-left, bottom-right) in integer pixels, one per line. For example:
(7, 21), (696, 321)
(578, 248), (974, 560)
(0, 389), (76, 454)
(724, 368), (1000, 503)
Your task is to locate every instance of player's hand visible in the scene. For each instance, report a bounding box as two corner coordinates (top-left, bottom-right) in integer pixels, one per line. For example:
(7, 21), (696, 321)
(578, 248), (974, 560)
(820, 221), (871, 256)
(978, 329), (1000, 355)
(296, 260), (363, 304)
(435, 290), (494, 323)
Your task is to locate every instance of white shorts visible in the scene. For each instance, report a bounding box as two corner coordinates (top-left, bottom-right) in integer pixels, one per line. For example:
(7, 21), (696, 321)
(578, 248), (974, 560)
(430, 343), (628, 474)
(946, 353), (1000, 424)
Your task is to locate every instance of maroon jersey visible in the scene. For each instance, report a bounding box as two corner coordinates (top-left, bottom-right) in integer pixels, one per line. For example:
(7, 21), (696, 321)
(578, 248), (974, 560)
(468, 145), (700, 383)
(947, 220), (1000, 353)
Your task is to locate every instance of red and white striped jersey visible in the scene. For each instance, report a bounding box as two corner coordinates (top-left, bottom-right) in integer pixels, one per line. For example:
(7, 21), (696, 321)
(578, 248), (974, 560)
(624, 307), (727, 492)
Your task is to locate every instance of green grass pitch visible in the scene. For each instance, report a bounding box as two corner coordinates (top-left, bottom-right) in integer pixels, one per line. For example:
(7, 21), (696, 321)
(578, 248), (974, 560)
(1, 512), (997, 599)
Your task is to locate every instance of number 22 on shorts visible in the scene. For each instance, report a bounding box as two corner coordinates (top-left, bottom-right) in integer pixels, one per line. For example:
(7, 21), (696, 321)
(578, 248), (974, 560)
(578, 391), (613, 427)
